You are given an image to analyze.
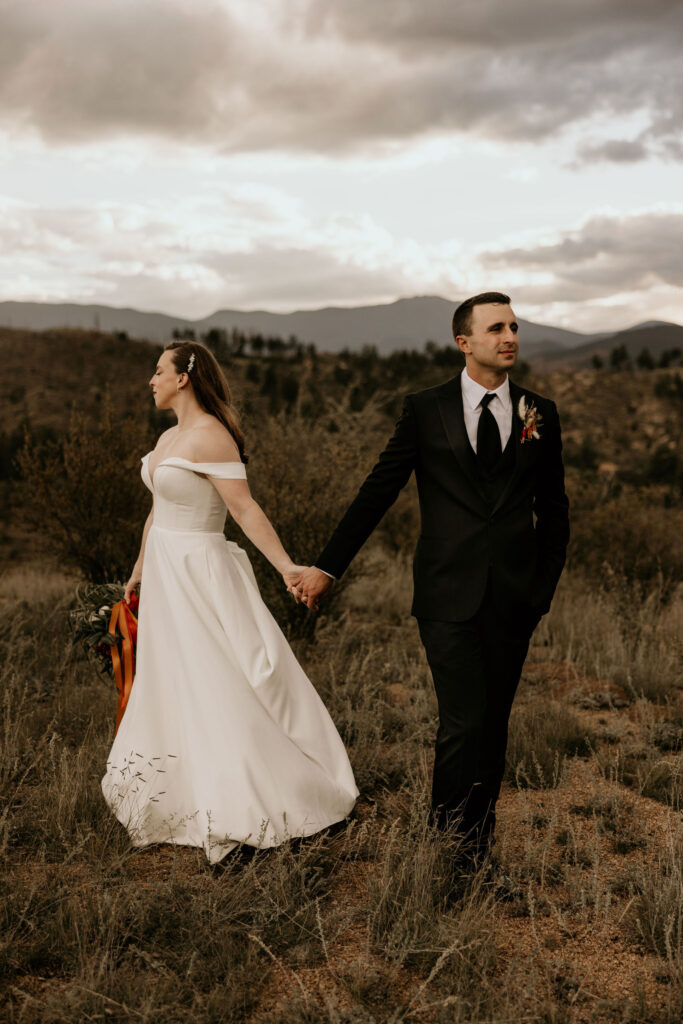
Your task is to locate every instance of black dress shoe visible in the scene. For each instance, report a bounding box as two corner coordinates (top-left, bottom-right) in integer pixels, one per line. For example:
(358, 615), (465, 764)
(443, 855), (498, 908)
(484, 866), (525, 903)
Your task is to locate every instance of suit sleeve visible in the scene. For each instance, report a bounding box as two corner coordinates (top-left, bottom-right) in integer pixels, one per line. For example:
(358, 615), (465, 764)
(532, 400), (570, 611)
(316, 395), (418, 578)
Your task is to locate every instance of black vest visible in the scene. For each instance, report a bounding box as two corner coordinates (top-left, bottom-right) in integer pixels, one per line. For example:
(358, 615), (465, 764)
(470, 430), (516, 508)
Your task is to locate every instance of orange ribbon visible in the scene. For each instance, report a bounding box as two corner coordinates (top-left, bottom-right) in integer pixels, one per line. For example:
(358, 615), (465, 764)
(107, 600), (138, 736)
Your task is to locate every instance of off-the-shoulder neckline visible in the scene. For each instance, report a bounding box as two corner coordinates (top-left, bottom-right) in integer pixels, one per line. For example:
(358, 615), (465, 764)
(142, 452), (245, 486)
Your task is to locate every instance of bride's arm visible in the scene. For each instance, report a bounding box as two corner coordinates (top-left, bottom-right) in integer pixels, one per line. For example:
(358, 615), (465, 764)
(124, 506), (154, 603)
(212, 478), (301, 580)
(196, 429), (304, 585)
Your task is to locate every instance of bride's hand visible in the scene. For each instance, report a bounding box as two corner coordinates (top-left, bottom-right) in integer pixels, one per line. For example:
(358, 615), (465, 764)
(282, 564), (308, 603)
(124, 570), (142, 605)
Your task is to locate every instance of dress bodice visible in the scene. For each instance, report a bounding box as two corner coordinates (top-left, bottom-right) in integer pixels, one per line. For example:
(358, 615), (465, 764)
(141, 453), (247, 534)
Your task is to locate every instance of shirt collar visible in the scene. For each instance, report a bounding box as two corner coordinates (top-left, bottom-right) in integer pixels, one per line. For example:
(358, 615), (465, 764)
(461, 366), (511, 412)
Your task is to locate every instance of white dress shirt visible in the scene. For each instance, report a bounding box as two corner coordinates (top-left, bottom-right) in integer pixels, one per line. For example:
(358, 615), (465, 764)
(460, 366), (512, 453)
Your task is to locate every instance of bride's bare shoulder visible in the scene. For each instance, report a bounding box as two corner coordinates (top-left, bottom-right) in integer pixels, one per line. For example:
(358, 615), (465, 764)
(191, 422), (241, 463)
(154, 425), (178, 448)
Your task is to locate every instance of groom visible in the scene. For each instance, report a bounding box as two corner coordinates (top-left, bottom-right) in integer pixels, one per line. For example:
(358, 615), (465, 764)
(294, 292), (569, 867)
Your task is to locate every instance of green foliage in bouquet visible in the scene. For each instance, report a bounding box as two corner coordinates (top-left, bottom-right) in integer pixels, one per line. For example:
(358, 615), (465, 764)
(68, 583), (129, 678)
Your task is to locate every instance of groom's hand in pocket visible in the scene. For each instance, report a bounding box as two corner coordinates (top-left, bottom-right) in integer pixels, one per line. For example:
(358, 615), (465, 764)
(293, 567), (334, 611)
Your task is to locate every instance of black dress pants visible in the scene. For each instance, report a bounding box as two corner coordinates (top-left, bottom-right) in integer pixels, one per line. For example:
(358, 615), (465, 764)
(418, 590), (539, 855)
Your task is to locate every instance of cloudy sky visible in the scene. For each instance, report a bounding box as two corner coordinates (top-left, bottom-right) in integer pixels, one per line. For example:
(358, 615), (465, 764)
(1, 0), (681, 331)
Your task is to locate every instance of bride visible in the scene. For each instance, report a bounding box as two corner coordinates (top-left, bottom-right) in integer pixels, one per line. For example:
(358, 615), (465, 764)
(101, 341), (358, 863)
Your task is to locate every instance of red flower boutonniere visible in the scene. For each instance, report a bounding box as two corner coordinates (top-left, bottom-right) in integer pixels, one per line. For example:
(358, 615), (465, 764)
(518, 396), (543, 443)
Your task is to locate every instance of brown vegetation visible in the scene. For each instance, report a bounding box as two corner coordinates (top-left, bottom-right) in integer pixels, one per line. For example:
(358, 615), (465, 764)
(1, 327), (682, 1021)
(1, 560), (681, 1022)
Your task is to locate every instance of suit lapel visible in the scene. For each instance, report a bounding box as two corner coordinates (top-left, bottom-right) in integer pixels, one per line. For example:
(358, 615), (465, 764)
(436, 374), (490, 516)
(490, 379), (534, 515)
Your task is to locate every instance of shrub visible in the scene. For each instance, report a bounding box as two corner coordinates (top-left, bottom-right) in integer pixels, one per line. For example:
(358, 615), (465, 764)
(15, 397), (153, 582)
(648, 445), (681, 488)
(609, 344), (632, 371)
(541, 574), (682, 705)
(568, 489), (683, 595)
(654, 371), (683, 401)
(629, 825), (683, 966)
(242, 405), (385, 637)
(637, 348), (656, 370)
(505, 699), (594, 789)
(619, 746), (682, 810)
(563, 436), (599, 471)
(0, 419), (58, 481)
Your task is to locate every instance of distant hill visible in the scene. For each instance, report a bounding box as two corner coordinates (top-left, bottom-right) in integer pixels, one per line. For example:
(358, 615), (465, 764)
(0, 302), (182, 343)
(0, 296), (593, 355)
(534, 323), (683, 369)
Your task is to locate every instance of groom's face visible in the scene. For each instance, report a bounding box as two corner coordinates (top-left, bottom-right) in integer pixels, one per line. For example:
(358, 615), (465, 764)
(457, 303), (519, 375)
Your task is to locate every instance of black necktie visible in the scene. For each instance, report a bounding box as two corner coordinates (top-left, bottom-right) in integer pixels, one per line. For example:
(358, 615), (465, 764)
(477, 393), (502, 473)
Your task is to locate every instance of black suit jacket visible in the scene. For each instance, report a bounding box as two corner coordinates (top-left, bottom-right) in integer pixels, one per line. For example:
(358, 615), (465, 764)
(316, 372), (570, 622)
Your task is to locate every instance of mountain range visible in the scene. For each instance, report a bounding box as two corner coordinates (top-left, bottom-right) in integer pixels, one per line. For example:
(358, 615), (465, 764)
(531, 322), (683, 369)
(1, 297), (680, 366)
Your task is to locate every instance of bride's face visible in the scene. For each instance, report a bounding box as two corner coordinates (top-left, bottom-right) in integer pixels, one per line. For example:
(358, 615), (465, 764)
(149, 351), (179, 408)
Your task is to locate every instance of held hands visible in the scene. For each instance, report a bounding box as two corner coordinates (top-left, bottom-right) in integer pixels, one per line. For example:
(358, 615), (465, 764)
(282, 564), (313, 607)
(283, 565), (334, 612)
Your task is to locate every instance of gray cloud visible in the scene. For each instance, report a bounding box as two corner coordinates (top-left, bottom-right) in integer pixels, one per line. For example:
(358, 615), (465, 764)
(0, 198), (426, 315)
(0, 1), (240, 142)
(482, 211), (683, 303)
(0, 0), (680, 159)
(308, 0), (681, 49)
(187, 245), (420, 308)
(575, 139), (651, 165)
(308, 0), (683, 154)
(1, 198), (680, 330)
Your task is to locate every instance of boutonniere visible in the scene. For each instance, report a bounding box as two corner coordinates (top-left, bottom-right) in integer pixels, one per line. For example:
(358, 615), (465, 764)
(518, 396), (543, 443)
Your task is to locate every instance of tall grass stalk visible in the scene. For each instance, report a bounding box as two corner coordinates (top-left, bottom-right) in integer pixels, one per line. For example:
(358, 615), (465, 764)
(540, 576), (682, 705)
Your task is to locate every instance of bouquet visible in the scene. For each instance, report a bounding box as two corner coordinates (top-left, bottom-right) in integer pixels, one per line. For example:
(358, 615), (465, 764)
(70, 583), (139, 734)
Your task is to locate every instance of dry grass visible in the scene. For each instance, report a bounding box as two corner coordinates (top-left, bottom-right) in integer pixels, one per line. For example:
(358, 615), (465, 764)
(3, 325), (683, 1020)
(1, 558), (682, 1023)
(539, 574), (683, 705)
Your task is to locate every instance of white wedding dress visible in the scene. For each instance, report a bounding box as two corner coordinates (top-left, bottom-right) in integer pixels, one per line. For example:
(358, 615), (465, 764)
(101, 453), (358, 863)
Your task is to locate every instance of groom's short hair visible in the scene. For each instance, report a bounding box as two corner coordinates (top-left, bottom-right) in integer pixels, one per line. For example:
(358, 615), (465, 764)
(452, 292), (511, 339)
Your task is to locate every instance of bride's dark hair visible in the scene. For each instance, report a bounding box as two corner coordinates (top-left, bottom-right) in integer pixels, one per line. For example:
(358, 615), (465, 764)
(165, 341), (248, 464)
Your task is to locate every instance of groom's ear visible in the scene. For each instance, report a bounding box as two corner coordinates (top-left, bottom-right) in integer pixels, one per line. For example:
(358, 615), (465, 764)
(455, 334), (472, 355)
